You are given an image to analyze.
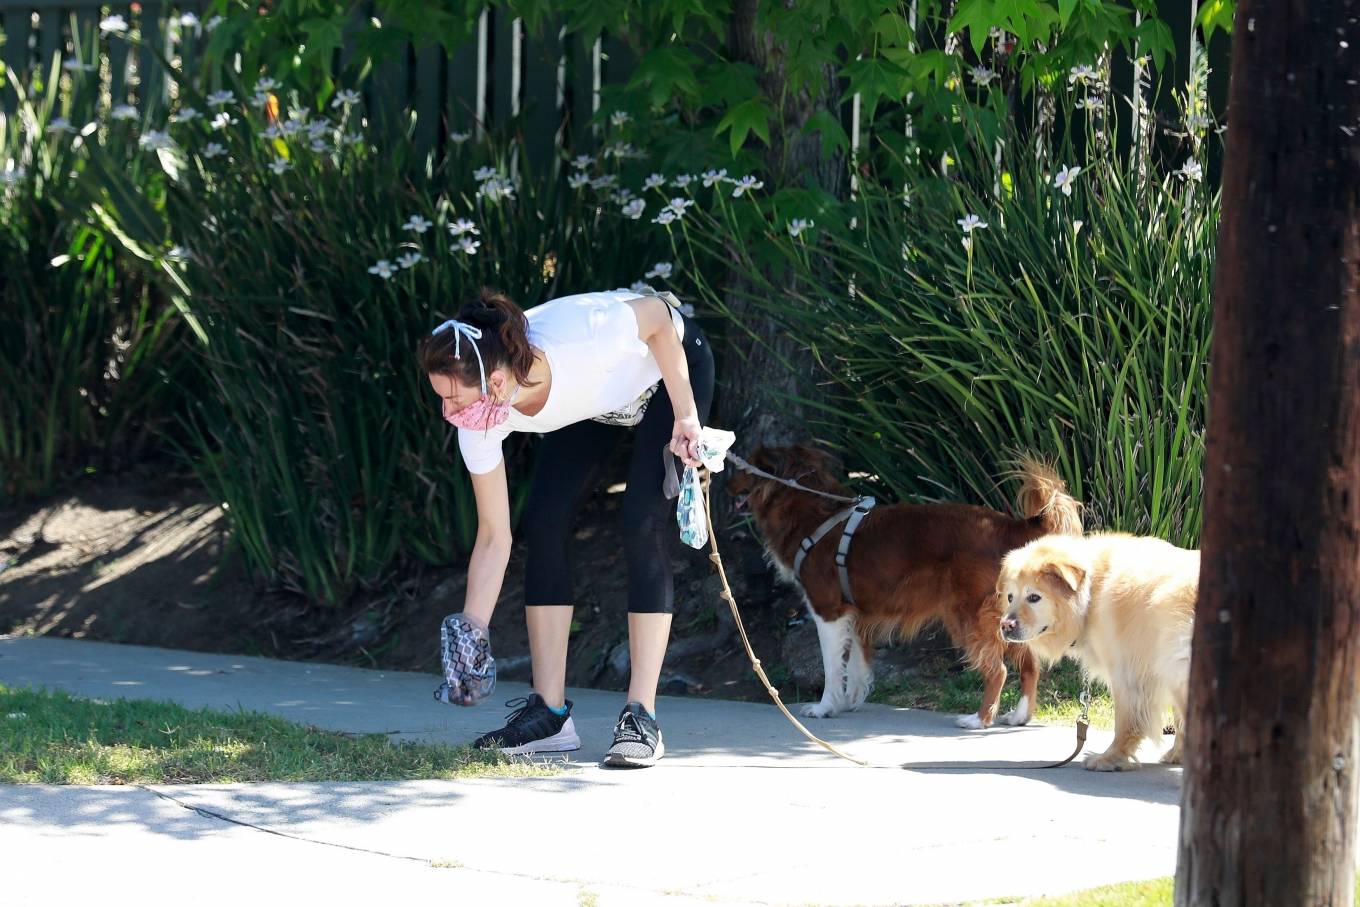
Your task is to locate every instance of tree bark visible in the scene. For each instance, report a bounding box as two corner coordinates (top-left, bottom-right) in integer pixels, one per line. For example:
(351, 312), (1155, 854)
(1175, 2), (1360, 905)
(720, 0), (845, 450)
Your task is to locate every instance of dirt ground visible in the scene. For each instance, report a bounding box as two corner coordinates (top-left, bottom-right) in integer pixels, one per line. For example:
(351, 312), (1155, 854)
(0, 462), (967, 709)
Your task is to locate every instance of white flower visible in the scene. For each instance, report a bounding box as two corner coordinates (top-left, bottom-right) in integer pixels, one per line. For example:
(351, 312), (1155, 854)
(448, 218), (480, 237)
(100, 14), (129, 34)
(473, 166), (498, 182)
(571, 154), (595, 170)
(343, 132), (364, 146)
(170, 107), (200, 124)
(250, 92), (271, 109)
(138, 129), (174, 150)
(1053, 164), (1082, 196)
(205, 15), (225, 31)
(63, 58), (96, 73)
(604, 140), (640, 159)
(403, 214), (433, 234)
(280, 120), (305, 137)
(307, 120), (331, 139)
(111, 104), (138, 121)
(397, 251), (424, 269)
(1187, 114), (1211, 132)
(309, 138), (328, 153)
(202, 142), (227, 159)
(1, 166), (26, 186)
(630, 280), (650, 294)
(701, 168), (728, 187)
(672, 174), (694, 188)
(368, 259), (397, 279)
(256, 77), (281, 92)
(262, 124), (284, 140)
(621, 198), (646, 219)
(610, 110), (632, 127)
(1068, 64), (1097, 84)
(269, 158), (292, 175)
(961, 236), (973, 252)
(957, 214), (988, 233)
(970, 66), (997, 86)
(477, 177), (515, 201)
(206, 90), (236, 107)
(331, 89), (362, 109)
(179, 11), (200, 30)
(610, 188), (636, 205)
(1074, 96), (1094, 111)
(589, 174), (618, 190)
(212, 112), (237, 130)
(455, 236), (481, 255)
(166, 245), (194, 261)
(568, 172), (590, 189)
(643, 173), (667, 190)
(652, 209), (678, 225)
(47, 118), (77, 135)
(730, 175), (764, 197)
(1072, 219), (1085, 236)
(666, 197), (695, 217)
(449, 130), (472, 144)
(787, 218), (813, 238)
(1178, 159), (1203, 183)
(644, 261), (674, 280)
(6, 712), (27, 720)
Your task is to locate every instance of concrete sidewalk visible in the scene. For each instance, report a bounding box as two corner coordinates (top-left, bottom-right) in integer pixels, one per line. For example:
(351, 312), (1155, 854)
(0, 636), (1183, 906)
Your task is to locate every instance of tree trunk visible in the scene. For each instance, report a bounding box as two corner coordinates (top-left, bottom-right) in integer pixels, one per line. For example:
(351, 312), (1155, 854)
(720, 0), (845, 450)
(1174, 2), (1360, 905)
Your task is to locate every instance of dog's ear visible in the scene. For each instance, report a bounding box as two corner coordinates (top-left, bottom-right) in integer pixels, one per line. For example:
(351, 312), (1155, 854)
(1040, 559), (1086, 596)
(1039, 560), (1082, 595)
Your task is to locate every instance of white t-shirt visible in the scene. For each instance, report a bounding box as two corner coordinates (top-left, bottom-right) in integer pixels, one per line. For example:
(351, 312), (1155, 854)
(457, 289), (685, 475)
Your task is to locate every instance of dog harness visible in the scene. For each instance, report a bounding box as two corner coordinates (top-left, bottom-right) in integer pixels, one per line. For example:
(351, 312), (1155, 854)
(792, 497), (877, 606)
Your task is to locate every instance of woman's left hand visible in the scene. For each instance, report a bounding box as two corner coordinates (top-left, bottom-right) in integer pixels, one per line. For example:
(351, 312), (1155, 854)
(671, 416), (703, 467)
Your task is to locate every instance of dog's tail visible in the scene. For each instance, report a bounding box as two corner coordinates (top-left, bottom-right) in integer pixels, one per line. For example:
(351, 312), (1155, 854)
(1013, 457), (1083, 536)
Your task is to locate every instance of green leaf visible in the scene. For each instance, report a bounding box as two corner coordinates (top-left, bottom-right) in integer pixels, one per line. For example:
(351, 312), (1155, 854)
(625, 46), (702, 107)
(300, 16), (346, 70)
(1195, 0), (1235, 45)
(801, 109), (850, 159)
(874, 11), (916, 46)
(715, 96), (773, 156)
(1058, 0), (1079, 25)
(949, 0), (998, 56)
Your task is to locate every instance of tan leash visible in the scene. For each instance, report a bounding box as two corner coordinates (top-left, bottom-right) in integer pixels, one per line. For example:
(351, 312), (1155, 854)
(701, 463), (1092, 771)
(699, 473), (868, 766)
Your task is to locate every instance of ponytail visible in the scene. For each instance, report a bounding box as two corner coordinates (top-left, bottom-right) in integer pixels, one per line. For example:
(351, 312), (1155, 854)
(418, 287), (538, 388)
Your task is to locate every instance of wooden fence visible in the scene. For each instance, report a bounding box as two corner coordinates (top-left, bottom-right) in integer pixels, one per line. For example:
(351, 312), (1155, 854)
(0, 1), (1229, 175)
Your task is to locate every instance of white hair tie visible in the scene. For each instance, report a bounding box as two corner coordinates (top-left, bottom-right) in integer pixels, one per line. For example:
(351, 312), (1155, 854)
(432, 319), (487, 394)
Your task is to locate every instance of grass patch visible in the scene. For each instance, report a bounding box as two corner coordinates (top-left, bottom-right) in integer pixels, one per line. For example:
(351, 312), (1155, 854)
(0, 684), (552, 785)
(869, 659), (1118, 730)
(954, 874), (1360, 906)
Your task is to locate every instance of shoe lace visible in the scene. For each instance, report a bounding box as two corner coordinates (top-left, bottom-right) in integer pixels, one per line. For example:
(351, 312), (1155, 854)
(501, 697), (534, 727)
(614, 711), (646, 744)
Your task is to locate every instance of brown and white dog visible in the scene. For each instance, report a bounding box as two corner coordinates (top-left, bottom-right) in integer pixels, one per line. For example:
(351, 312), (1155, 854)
(997, 532), (1199, 770)
(727, 445), (1082, 728)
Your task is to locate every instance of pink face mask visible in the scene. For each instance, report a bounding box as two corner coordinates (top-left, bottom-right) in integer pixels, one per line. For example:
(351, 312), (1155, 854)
(432, 318), (516, 432)
(445, 393), (513, 431)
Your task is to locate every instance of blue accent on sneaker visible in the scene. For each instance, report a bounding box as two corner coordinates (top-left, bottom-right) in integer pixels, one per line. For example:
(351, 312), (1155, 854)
(546, 701), (569, 717)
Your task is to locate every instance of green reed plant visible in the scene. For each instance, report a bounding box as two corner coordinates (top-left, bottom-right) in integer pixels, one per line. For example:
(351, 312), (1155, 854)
(679, 86), (1217, 548)
(0, 43), (189, 503)
(82, 61), (679, 604)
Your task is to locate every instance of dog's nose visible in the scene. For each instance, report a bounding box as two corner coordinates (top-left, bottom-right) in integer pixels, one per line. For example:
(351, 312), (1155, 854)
(1000, 616), (1018, 633)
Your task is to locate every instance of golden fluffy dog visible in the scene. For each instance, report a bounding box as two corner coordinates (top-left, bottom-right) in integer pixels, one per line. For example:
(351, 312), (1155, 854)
(997, 532), (1199, 770)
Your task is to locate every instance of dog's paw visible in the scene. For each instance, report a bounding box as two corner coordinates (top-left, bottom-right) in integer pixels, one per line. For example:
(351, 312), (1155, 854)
(1160, 745), (1184, 765)
(801, 701), (838, 719)
(1085, 751), (1139, 772)
(999, 696), (1032, 726)
(954, 713), (987, 730)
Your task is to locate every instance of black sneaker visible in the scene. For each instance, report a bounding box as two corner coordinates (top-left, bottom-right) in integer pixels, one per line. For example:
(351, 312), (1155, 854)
(472, 693), (580, 755)
(602, 702), (664, 768)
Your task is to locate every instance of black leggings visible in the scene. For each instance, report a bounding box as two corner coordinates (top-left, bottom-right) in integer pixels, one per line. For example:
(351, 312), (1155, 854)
(522, 317), (715, 614)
